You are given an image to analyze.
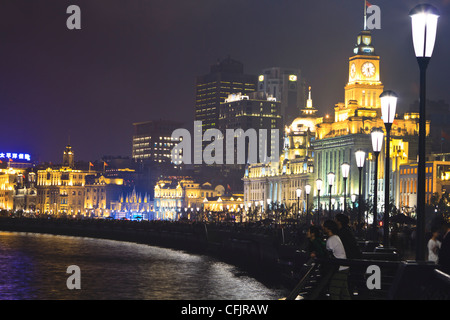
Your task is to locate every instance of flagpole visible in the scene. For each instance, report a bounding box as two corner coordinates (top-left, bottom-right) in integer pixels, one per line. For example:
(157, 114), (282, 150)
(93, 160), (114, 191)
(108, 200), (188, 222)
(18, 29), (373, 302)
(364, 0), (367, 30)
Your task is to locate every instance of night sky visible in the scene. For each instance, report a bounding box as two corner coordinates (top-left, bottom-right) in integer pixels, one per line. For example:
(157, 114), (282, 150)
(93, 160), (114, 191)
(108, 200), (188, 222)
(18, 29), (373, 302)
(1, 0), (449, 163)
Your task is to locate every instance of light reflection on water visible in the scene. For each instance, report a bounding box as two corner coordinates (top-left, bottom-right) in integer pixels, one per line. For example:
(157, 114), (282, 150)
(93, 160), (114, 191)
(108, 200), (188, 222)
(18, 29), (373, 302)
(0, 232), (287, 300)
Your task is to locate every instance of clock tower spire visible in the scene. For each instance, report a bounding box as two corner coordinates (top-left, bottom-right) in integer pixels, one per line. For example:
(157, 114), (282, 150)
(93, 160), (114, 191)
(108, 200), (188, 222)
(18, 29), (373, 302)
(333, 12), (384, 122)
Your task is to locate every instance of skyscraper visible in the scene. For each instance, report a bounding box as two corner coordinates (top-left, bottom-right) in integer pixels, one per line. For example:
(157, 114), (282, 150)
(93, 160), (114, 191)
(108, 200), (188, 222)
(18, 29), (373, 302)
(257, 67), (306, 127)
(132, 120), (182, 164)
(218, 91), (282, 164)
(195, 57), (257, 135)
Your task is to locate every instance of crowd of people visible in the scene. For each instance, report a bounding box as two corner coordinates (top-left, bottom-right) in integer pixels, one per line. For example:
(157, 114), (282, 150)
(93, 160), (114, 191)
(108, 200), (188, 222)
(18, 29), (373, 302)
(304, 213), (450, 300)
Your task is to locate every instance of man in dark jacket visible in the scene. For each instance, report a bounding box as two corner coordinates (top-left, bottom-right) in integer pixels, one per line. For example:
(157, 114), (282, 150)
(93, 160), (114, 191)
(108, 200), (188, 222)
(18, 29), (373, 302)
(335, 214), (362, 259)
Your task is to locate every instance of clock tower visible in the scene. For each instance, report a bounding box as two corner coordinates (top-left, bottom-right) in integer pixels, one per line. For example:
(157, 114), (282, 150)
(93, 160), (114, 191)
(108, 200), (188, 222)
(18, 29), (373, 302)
(343, 30), (384, 114)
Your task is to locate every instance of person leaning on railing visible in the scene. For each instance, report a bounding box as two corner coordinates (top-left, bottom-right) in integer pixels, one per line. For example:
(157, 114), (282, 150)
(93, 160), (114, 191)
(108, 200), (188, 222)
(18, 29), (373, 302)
(322, 220), (352, 300)
(306, 225), (327, 260)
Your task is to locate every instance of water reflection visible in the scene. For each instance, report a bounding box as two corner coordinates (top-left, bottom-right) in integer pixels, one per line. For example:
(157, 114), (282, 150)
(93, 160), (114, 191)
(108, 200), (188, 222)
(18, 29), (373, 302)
(0, 232), (287, 300)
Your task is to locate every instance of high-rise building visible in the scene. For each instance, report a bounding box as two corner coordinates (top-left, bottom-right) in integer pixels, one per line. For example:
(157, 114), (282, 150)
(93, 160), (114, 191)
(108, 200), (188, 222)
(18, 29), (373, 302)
(195, 57), (257, 135)
(132, 120), (182, 164)
(218, 91), (283, 164)
(257, 67), (306, 127)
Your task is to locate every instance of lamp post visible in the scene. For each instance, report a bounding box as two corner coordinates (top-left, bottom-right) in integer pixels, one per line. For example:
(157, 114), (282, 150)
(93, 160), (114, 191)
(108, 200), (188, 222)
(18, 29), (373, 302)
(341, 162), (350, 214)
(305, 184), (311, 224)
(327, 172), (335, 218)
(410, 3), (439, 261)
(380, 90), (398, 248)
(296, 188), (302, 219)
(351, 194), (357, 217)
(355, 149), (366, 229)
(316, 179), (323, 225)
(371, 128), (384, 239)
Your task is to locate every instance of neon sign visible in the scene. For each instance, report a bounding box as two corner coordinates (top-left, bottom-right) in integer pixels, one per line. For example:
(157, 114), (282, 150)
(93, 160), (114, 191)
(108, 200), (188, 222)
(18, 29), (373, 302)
(0, 152), (31, 161)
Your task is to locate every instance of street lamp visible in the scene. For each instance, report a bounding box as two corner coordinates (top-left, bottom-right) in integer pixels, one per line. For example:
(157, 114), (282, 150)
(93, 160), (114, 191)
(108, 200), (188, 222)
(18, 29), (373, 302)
(327, 172), (335, 218)
(410, 3), (439, 261)
(296, 188), (302, 218)
(341, 162), (350, 214)
(305, 184), (311, 224)
(351, 194), (357, 214)
(355, 149), (366, 228)
(380, 90), (398, 248)
(316, 178), (323, 224)
(371, 128), (384, 239)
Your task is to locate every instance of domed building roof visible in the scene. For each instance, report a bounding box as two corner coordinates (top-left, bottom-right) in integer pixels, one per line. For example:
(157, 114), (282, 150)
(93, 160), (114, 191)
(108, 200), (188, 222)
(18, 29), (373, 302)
(290, 117), (317, 133)
(289, 86), (318, 133)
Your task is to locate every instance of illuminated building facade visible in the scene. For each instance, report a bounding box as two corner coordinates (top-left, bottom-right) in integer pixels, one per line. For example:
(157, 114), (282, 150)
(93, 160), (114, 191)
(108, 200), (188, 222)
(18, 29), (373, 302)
(153, 177), (224, 220)
(257, 67), (307, 126)
(36, 167), (91, 215)
(84, 175), (126, 217)
(311, 29), (429, 214)
(36, 145), (93, 215)
(202, 194), (244, 214)
(132, 120), (182, 164)
(13, 171), (37, 213)
(399, 159), (450, 213)
(243, 87), (318, 212)
(0, 167), (33, 212)
(110, 187), (153, 219)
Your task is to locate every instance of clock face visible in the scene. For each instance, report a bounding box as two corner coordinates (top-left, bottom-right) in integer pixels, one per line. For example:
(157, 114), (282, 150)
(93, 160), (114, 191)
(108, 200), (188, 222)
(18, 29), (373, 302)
(350, 63), (356, 79)
(361, 62), (376, 78)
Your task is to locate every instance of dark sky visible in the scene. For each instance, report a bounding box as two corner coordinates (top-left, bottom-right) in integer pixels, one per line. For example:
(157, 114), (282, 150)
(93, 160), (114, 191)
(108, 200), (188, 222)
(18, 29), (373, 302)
(1, 0), (449, 163)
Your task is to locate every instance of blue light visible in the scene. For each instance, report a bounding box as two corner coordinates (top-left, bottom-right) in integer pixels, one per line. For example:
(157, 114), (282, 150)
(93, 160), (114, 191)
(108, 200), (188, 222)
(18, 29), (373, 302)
(0, 152), (31, 161)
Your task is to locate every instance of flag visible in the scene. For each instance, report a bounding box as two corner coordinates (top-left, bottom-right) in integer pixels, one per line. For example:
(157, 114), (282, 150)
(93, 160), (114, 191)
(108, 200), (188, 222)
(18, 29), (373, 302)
(89, 162), (94, 167)
(366, 0), (372, 7)
(104, 161), (108, 166)
(442, 130), (450, 141)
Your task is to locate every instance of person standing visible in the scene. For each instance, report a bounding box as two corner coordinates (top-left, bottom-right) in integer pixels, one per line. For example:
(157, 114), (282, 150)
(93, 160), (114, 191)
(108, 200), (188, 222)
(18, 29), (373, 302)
(427, 228), (441, 264)
(335, 213), (362, 259)
(323, 220), (351, 300)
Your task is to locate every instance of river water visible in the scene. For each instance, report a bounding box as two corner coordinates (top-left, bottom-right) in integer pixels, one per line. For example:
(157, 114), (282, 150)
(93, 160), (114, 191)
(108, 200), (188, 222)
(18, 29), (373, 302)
(0, 231), (288, 300)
